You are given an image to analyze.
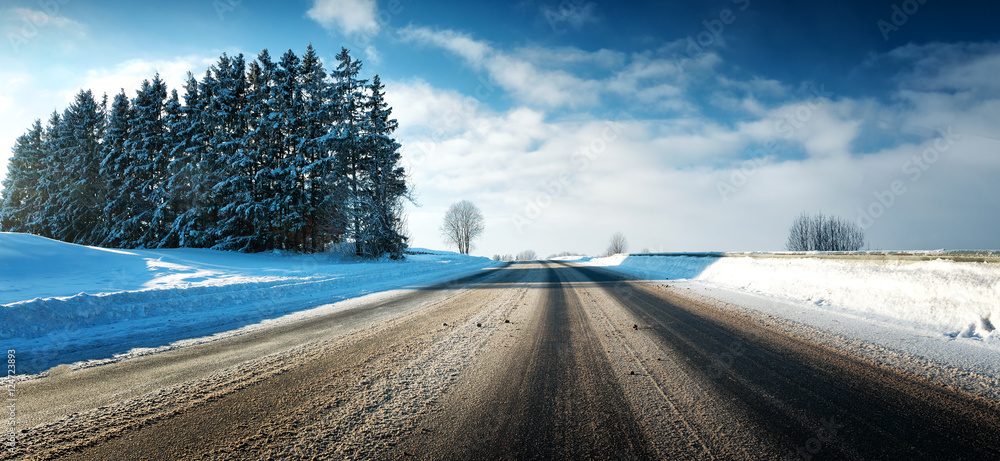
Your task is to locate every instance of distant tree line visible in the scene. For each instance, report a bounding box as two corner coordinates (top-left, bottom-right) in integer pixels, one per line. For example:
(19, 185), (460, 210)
(0, 45), (409, 257)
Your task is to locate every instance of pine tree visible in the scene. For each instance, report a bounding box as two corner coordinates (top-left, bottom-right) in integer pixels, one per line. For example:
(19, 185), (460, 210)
(331, 47), (370, 255)
(99, 90), (133, 246)
(211, 54), (261, 251)
(164, 72), (211, 248)
(45, 90), (107, 244)
(267, 49), (307, 251)
(360, 75), (408, 258)
(0, 120), (46, 233)
(242, 50), (281, 252)
(149, 89), (184, 246)
(299, 44), (340, 252)
(103, 76), (168, 247)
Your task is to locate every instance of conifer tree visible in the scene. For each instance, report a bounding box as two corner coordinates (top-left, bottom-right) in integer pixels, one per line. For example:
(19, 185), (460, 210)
(99, 90), (133, 245)
(331, 47), (369, 255)
(0, 120), (45, 234)
(360, 75), (408, 258)
(165, 73), (211, 248)
(46, 90), (106, 244)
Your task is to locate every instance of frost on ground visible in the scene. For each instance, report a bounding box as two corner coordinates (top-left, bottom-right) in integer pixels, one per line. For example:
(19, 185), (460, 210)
(0, 232), (500, 375)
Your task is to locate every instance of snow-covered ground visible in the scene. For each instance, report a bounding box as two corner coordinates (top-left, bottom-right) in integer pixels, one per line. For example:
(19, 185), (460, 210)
(585, 253), (1000, 388)
(1, 232), (500, 375)
(586, 253), (1000, 341)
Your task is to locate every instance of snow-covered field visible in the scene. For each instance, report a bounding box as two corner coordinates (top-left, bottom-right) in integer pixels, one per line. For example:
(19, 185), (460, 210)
(587, 253), (1000, 341)
(1, 233), (500, 375)
(584, 253), (1000, 393)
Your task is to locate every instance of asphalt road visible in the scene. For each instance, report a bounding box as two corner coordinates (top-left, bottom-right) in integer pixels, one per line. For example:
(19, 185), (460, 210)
(6, 262), (1000, 459)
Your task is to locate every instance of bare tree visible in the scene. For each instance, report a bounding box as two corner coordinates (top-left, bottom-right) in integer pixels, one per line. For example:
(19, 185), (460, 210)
(785, 212), (865, 251)
(441, 200), (484, 255)
(516, 249), (537, 261)
(606, 231), (629, 256)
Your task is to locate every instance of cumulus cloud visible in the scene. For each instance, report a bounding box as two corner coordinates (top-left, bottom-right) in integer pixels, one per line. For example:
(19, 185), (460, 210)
(399, 26), (714, 111)
(306, 0), (380, 36)
(386, 38), (1000, 255)
(72, 56), (219, 102)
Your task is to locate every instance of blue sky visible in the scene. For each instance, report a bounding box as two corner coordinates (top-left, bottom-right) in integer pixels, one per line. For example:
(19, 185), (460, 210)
(2, 0), (1000, 256)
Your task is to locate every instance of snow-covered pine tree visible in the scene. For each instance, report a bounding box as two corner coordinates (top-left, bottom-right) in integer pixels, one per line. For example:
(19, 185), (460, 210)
(298, 44), (340, 252)
(359, 75), (408, 258)
(148, 89), (184, 246)
(0, 120), (46, 234)
(99, 90), (133, 246)
(268, 49), (309, 251)
(164, 72), (212, 248)
(105, 75), (168, 248)
(45, 90), (107, 245)
(212, 54), (264, 252)
(331, 47), (370, 256)
(29, 111), (63, 239)
(241, 50), (281, 252)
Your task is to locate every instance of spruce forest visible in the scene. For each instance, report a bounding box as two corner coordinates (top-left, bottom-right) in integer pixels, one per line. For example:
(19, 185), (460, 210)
(0, 45), (410, 258)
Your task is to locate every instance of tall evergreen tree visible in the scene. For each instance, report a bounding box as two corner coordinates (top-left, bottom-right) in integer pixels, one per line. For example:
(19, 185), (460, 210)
(211, 54), (262, 251)
(104, 76), (168, 247)
(99, 90), (133, 246)
(299, 44), (340, 252)
(149, 89), (184, 246)
(30, 111), (63, 239)
(0, 120), (46, 233)
(360, 75), (409, 258)
(164, 72), (211, 248)
(331, 47), (370, 255)
(242, 50), (281, 252)
(45, 90), (106, 244)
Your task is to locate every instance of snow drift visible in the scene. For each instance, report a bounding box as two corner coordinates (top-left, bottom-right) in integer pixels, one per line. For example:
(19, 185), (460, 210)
(1, 233), (500, 374)
(588, 254), (1000, 341)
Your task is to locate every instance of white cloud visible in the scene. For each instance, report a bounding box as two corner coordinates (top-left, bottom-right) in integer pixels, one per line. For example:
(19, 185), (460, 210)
(386, 40), (1000, 256)
(72, 56), (219, 102)
(399, 26), (708, 111)
(306, 0), (380, 36)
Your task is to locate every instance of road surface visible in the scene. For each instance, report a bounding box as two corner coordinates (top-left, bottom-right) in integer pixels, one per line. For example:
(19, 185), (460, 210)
(6, 262), (1000, 459)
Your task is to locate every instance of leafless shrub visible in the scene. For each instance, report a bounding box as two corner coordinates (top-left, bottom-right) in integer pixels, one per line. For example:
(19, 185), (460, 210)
(785, 212), (865, 251)
(605, 231), (629, 256)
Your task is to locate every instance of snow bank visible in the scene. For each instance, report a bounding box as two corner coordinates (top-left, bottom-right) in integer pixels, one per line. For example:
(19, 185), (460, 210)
(587, 254), (1000, 341)
(1, 233), (500, 374)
